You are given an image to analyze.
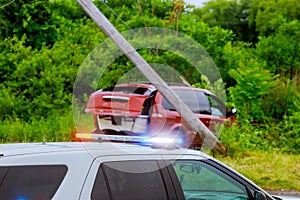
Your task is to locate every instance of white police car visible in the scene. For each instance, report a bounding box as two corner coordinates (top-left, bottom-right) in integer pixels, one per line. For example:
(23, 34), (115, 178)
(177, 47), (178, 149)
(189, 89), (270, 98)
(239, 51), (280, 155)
(0, 134), (279, 200)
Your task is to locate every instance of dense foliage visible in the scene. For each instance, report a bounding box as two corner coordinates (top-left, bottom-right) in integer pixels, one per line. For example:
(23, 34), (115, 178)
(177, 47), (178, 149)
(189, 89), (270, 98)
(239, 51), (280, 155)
(0, 0), (299, 155)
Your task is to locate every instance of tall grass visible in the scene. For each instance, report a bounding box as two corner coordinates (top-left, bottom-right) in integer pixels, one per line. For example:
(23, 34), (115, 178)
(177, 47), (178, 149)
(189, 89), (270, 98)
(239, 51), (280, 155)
(0, 111), (75, 143)
(216, 120), (300, 191)
(216, 151), (300, 191)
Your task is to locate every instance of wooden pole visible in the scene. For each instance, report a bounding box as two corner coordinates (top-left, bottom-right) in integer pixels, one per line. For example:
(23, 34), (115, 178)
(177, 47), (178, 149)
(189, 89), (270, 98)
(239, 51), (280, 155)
(76, 0), (226, 154)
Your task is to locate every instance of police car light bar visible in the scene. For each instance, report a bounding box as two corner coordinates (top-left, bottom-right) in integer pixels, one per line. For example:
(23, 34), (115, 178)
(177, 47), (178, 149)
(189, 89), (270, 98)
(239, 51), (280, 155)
(76, 133), (182, 148)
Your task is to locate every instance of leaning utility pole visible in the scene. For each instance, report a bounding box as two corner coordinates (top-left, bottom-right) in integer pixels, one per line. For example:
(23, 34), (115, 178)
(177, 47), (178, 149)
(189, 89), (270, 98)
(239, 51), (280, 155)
(76, 0), (226, 154)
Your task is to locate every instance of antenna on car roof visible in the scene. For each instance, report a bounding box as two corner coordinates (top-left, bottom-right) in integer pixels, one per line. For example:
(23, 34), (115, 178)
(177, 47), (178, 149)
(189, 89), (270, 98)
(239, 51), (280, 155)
(179, 76), (191, 87)
(42, 134), (47, 145)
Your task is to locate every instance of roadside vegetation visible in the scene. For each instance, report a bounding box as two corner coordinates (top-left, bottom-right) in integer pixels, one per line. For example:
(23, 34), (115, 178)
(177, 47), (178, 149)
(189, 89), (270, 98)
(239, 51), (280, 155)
(0, 0), (299, 191)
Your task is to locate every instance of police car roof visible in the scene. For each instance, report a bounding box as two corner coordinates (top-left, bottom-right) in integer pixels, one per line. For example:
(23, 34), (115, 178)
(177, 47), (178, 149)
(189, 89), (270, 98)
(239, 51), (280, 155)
(0, 142), (209, 159)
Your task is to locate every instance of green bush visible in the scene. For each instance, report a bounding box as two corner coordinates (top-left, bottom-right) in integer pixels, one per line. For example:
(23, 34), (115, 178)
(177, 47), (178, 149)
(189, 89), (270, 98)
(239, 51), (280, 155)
(220, 117), (300, 156)
(0, 109), (74, 143)
(226, 48), (277, 122)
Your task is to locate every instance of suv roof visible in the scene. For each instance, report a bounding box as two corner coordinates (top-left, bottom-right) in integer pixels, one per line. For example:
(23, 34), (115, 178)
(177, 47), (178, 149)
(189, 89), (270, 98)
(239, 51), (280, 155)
(102, 83), (212, 95)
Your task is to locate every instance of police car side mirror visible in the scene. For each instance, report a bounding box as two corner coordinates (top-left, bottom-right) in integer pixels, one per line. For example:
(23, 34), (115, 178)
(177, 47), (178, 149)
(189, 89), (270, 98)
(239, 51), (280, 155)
(254, 191), (267, 200)
(272, 196), (283, 200)
(180, 164), (194, 173)
(231, 108), (237, 115)
(226, 107), (237, 117)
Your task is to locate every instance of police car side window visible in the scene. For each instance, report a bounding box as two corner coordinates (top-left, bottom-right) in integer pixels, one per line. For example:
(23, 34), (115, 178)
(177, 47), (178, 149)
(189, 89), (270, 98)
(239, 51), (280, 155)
(0, 165), (67, 199)
(92, 160), (168, 200)
(0, 167), (8, 184)
(91, 166), (110, 200)
(172, 160), (249, 200)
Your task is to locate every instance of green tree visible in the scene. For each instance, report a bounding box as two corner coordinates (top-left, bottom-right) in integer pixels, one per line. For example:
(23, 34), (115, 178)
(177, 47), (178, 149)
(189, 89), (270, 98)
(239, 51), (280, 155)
(0, 19), (104, 120)
(95, 0), (174, 20)
(248, 0), (300, 36)
(0, 0), (58, 49)
(255, 17), (300, 78)
(191, 0), (258, 43)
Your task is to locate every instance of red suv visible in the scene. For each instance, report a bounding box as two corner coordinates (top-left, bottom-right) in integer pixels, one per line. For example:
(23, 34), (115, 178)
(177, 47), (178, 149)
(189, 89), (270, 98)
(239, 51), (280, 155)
(85, 83), (236, 148)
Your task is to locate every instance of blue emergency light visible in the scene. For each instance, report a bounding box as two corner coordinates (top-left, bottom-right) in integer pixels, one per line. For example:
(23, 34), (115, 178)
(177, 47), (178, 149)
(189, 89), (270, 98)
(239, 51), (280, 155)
(76, 133), (182, 149)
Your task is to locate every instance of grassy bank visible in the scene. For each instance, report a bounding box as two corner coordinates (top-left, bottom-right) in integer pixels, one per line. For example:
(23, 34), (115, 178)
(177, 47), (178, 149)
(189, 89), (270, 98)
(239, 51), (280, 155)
(216, 122), (300, 191)
(216, 151), (300, 192)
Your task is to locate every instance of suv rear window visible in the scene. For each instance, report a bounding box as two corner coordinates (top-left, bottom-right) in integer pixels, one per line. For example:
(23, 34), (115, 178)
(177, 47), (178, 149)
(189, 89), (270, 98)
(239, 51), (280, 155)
(0, 165), (67, 199)
(92, 160), (168, 200)
(103, 86), (150, 95)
